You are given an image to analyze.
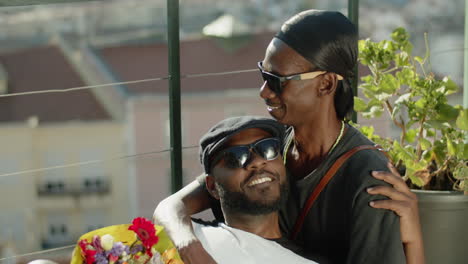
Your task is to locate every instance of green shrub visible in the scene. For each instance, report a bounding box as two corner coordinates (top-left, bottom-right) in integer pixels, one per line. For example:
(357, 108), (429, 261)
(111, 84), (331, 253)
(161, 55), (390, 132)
(355, 27), (467, 191)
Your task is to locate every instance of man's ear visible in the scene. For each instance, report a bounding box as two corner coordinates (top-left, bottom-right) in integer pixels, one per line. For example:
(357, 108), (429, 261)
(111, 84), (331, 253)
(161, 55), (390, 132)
(318, 73), (339, 97)
(205, 175), (220, 200)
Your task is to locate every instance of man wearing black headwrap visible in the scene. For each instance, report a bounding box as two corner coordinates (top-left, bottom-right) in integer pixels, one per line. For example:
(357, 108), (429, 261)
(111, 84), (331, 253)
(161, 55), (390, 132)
(260, 10), (408, 263)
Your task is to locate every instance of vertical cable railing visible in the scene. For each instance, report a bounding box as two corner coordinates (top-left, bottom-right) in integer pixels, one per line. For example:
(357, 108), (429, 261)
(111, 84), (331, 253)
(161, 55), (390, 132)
(167, 0), (183, 193)
(464, 0), (468, 108)
(348, 0), (359, 123)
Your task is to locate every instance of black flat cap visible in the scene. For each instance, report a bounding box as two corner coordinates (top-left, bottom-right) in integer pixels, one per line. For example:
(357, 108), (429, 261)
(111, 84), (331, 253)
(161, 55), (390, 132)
(199, 116), (285, 174)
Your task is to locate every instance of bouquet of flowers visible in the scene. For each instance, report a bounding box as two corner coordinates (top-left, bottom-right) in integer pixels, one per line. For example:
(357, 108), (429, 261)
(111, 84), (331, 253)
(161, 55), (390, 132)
(73, 217), (183, 264)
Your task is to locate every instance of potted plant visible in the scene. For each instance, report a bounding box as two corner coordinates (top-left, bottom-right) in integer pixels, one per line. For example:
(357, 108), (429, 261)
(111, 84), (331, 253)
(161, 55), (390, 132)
(355, 28), (468, 264)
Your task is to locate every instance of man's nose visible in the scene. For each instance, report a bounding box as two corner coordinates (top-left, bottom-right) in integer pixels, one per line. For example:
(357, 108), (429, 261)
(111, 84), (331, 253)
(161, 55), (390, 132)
(259, 81), (277, 100)
(245, 152), (267, 170)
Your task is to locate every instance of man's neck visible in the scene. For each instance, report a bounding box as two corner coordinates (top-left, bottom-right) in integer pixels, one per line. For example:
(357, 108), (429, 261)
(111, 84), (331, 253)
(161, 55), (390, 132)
(223, 211), (282, 239)
(292, 114), (342, 161)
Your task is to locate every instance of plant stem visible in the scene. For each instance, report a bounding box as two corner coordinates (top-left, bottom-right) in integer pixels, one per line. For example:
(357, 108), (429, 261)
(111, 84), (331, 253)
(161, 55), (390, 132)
(429, 158), (449, 178)
(424, 32), (432, 73)
(416, 115), (426, 161)
(382, 67), (399, 74)
(399, 116), (407, 145)
(385, 100), (405, 130)
(383, 100), (407, 144)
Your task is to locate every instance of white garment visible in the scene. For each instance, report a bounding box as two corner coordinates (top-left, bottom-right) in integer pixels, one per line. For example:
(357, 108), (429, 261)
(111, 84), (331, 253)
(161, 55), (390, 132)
(192, 222), (318, 264)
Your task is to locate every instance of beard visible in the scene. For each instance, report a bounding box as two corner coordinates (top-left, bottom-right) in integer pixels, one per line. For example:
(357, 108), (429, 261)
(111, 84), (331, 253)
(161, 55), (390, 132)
(215, 180), (289, 216)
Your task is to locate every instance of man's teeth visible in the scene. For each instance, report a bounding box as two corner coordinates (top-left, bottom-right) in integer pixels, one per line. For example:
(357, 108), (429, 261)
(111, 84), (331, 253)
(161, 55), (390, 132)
(267, 105), (280, 111)
(248, 177), (272, 187)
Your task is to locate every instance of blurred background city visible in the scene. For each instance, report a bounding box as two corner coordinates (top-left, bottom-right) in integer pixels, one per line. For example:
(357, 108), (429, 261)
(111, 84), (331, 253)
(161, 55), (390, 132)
(0, 0), (465, 262)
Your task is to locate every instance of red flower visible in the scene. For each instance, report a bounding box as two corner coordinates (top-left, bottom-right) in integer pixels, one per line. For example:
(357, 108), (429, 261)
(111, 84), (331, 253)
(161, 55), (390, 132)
(78, 239), (97, 263)
(128, 217), (159, 254)
(79, 239), (88, 252)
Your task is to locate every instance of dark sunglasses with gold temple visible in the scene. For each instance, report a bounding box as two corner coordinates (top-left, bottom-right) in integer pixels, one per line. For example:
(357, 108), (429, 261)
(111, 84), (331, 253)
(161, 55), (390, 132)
(257, 61), (343, 94)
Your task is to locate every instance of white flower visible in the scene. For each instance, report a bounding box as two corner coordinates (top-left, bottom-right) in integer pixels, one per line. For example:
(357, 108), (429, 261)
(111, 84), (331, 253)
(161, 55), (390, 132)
(101, 234), (114, 251)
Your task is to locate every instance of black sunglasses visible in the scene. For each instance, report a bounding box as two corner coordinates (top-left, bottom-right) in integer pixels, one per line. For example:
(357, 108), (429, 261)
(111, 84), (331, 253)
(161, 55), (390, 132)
(211, 138), (281, 170)
(257, 61), (341, 94)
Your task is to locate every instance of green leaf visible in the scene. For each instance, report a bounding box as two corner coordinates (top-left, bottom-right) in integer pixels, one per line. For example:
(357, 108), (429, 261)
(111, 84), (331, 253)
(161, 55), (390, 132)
(420, 138), (431, 151)
(453, 164), (468, 180)
(391, 103), (401, 119)
(382, 40), (395, 52)
(395, 52), (409, 67)
(391, 27), (409, 44)
(358, 39), (367, 53)
(396, 68), (415, 86)
(409, 175), (425, 187)
(403, 42), (414, 54)
(415, 98), (426, 109)
(405, 166), (426, 187)
(394, 93), (411, 105)
(422, 150), (432, 161)
(426, 120), (445, 129)
(432, 141), (446, 164)
(380, 74), (400, 94)
(414, 56), (424, 64)
(363, 105), (384, 118)
(426, 129), (435, 137)
(354, 97), (367, 112)
(360, 125), (375, 138)
(394, 141), (416, 163)
(464, 144), (468, 160)
(436, 103), (459, 121)
(456, 109), (468, 130)
(456, 142), (466, 160)
(441, 77), (459, 95)
(405, 129), (418, 143)
(446, 137), (456, 156)
(363, 89), (377, 100)
(361, 75), (374, 83)
(376, 92), (392, 101)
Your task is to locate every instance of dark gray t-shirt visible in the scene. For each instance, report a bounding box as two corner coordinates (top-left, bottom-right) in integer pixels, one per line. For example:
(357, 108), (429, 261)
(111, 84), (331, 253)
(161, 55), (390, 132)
(279, 125), (405, 264)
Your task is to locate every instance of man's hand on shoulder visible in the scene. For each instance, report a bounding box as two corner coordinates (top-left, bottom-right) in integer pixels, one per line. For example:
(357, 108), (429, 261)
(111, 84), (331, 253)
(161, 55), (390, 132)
(368, 162), (426, 264)
(367, 162), (422, 245)
(178, 240), (218, 264)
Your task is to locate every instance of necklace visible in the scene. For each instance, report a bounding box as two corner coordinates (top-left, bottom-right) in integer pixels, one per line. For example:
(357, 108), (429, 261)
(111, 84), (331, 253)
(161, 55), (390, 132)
(328, 120), (345, 155)
(283, 120), (346, 164)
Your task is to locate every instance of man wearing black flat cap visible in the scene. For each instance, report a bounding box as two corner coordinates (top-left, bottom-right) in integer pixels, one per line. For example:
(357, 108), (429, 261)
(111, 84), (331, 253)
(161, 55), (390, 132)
(189, 116), (316, 263)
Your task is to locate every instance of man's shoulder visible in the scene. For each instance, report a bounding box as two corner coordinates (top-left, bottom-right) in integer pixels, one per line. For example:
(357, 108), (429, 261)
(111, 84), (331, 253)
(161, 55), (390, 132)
(336, 126), (390, 180)
(192, 222), (317, 264)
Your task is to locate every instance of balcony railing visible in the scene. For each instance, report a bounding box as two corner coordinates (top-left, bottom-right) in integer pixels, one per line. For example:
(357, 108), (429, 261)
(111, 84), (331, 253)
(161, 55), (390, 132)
(37, 177), (111, 197)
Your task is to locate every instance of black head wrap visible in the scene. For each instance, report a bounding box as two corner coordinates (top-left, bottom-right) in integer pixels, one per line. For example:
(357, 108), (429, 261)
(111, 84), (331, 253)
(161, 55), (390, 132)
(275, 10), (358, 120)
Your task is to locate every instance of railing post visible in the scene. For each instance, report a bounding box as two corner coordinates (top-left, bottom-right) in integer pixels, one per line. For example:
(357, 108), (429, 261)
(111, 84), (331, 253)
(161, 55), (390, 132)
(464, 0), (468, 108)
(348, 0), (359, 123)
(167, 0), (183, 193)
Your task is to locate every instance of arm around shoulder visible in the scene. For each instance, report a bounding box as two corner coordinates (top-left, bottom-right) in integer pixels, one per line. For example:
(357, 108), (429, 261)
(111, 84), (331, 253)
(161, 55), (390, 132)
(153, 178), (218, 264)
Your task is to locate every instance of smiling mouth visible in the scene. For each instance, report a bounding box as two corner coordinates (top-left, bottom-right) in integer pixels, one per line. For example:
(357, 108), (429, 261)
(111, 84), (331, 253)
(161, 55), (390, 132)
(248, 177), (273, 187)
(267, 105), (281, 111)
